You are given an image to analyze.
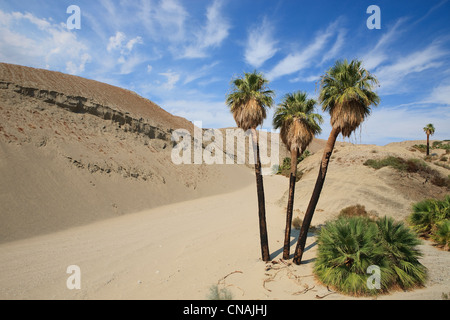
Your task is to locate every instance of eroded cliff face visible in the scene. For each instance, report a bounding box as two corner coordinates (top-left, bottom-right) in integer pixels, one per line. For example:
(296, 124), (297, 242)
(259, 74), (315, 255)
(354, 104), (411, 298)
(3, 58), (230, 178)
(0, 80), (172, 142)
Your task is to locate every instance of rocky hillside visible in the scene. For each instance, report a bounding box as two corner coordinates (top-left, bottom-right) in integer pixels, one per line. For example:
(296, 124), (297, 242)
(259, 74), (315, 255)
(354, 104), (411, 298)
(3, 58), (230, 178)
(0, 63), (254, 243)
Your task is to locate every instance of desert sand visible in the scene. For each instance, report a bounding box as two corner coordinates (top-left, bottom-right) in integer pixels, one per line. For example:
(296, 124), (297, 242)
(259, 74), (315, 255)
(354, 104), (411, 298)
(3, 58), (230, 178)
(0, 63), (449, 300)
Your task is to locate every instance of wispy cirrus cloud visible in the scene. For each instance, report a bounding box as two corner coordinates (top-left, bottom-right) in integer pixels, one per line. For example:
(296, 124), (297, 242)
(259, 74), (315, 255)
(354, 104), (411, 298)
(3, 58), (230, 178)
(266, 19), (342, 80)
(374, 42), (447, 94)
(244, 17), (278, 68)
(181, 0), (230, 58)
(362, 18), (408, 70)
(138, 0), (188, 43)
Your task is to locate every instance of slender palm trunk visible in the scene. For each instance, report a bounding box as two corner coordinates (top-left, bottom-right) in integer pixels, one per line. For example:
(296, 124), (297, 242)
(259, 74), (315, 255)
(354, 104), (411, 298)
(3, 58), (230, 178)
(426, 133), (430, 156)
(251, 128), (270, 262)
(293, 127), (340, 265)
(283, 148), (300, 260)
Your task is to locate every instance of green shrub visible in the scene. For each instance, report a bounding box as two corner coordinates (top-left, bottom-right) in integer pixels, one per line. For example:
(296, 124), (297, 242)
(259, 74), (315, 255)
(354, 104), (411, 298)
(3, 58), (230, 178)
(364, 156), (450, 189)
(314, 216), (427, 296)
(432, 220), (450, 250)
(432, 141), (450, 150)
(413, 144), (427, 153)
(276, 150), (310, 180)
(410, 196), (450, 236)
(409, 195), (450, 250)
(375, 217), (427, 289)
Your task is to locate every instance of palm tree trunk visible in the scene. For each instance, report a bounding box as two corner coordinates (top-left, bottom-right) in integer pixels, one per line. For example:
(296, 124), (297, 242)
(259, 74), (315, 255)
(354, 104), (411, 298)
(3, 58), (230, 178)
(426, 133), (430, 156)
(293, 127), (340, 265)
(283, 148), (300, 260)
(251, 128), (270, 262)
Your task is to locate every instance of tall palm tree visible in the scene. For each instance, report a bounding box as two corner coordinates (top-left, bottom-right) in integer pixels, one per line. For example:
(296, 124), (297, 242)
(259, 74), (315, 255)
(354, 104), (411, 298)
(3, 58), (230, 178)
(292, 59), (380, 265)
(423, 124), (435, 156)
(273, 91), (323, 260)
(226, 71), (275, 262)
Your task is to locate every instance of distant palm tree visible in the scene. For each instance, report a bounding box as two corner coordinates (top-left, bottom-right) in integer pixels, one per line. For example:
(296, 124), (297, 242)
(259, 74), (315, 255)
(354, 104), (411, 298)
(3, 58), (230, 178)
(423, 124), (435, 156)
(273, 91), (323, 260)
(293, 59), (380, 265)
(226, 71), (275, 262)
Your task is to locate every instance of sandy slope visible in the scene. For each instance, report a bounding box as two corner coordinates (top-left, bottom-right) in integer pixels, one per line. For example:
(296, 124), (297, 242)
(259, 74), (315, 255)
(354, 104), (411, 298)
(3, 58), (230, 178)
(0, 173), (448, 300)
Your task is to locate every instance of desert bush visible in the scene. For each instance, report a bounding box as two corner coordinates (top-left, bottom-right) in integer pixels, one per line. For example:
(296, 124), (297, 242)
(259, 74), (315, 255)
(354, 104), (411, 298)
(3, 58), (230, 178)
(375, 217), (427, 289)
(314, 216), (427, 296)
(339, 204), (369, 218)
(409, 196), (450, 250)
(207, 284), (233, 300)
(413, 144), (427, 153)
(431, 220), (450, 250)
(276, 150), (310, 180)
(432, 141), (450, 151)
(292, 216), (302, 230)
(364, 156), (450, 189)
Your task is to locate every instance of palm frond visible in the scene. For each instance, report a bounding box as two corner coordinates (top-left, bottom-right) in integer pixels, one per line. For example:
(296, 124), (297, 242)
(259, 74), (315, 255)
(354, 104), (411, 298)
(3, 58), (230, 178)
(319, 59), (379, 138)
(226, 71), (274, 131)
(273, 91), (322, 152)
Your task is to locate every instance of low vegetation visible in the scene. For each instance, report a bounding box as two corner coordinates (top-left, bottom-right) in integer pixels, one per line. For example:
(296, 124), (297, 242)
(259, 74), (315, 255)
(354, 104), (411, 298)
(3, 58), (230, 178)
(207, 284), (233, 300)
(276, 150), (310, 180)
(338, 204), (377, 219)
(413, 141), (450, 153)
(363, 156), (450, 189)
(409, 195), (450, 250)
(314, 215), (427, 296)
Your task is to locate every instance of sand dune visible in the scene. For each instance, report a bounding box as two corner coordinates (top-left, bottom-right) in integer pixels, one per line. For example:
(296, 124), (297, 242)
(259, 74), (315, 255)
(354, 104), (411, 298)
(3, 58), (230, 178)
(0, 63), (449, 300)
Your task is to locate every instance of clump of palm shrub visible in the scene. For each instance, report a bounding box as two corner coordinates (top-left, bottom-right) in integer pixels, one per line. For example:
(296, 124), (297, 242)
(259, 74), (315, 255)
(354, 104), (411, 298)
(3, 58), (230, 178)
(409, 195), (450, 250)
(314, 215), (427, 296)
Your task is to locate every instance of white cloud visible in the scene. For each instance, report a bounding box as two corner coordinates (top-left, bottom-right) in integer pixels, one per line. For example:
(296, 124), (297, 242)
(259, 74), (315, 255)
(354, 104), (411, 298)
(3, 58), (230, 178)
(107, 31), (126, 52)
(183, 62), (219, 84)
(266, 20), (339, 80)
(159, 70), (180, 90)
(163, 99), (236, 129)
(139, 0), (188, 43)
(107, 31), (143, 55)
(375, 43), (447, 93)
(66, 53), (91, 75)
(182, 0), (230, 58)
(0, 10), (91, 75)
(105, 31), (144, 74)
(362, 105), (450, 145)
(244, 17), (278, 68)
(320, 28), (346, 65)
(424, 83), (450, 105)
(362, 18), (408, 70)
(125, 36), (143, 52)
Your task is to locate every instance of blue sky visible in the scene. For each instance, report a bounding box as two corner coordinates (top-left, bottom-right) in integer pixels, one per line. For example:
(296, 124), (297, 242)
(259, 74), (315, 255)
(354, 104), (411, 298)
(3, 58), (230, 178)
(1, 0), (449, 145)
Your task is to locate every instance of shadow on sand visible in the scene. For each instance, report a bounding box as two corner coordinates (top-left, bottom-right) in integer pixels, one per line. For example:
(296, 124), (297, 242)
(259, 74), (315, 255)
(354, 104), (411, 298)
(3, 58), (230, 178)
(270, 229), (317, 264)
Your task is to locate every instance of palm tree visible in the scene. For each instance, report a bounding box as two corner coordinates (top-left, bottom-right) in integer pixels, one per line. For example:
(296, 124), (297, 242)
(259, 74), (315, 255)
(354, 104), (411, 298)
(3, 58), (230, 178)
(423, 124), (435, 156)
(226, 71), (275, 262)
(292, 59), (380, 265)
(273, 91), (323, 260)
